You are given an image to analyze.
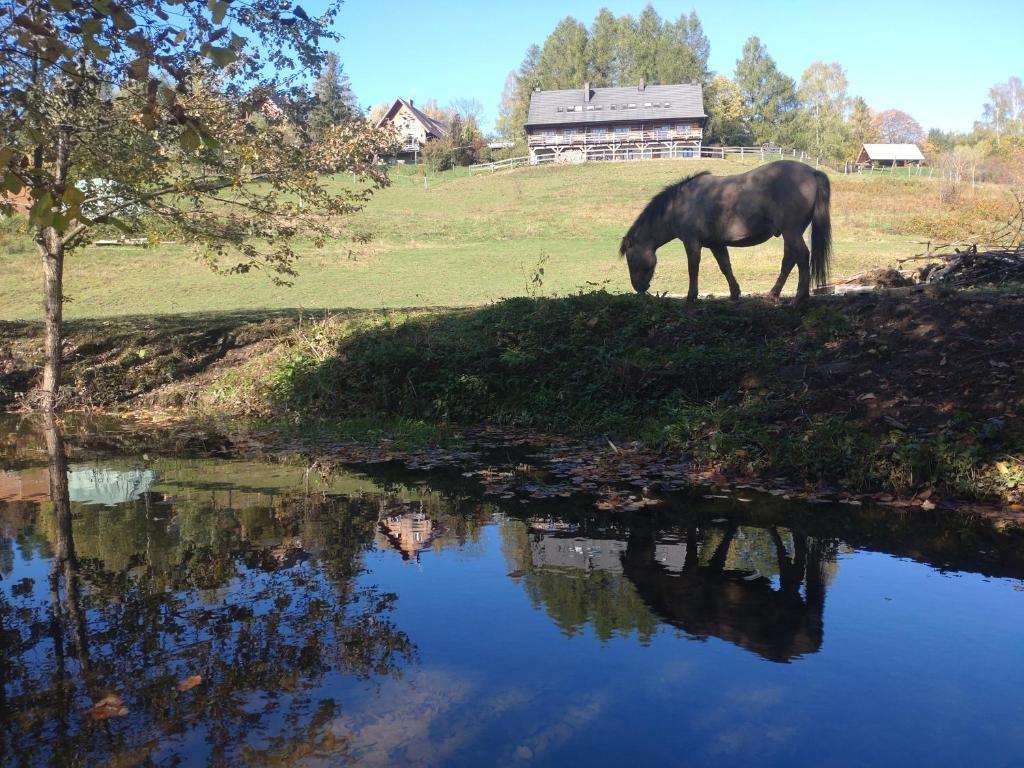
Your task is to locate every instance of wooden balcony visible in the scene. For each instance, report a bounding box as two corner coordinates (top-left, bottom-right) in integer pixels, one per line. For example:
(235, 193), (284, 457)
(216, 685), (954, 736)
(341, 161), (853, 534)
(527, 127), (702, 147)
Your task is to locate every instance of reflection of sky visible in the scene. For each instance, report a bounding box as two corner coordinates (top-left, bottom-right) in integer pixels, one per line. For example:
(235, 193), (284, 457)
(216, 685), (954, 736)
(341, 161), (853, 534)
(356, 526), (1024, 767)
(5, 494), (1024, 767)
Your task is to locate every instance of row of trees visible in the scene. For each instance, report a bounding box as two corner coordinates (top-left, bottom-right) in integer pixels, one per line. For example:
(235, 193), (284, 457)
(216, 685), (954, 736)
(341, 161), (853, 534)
(495, 5), (1017, 166)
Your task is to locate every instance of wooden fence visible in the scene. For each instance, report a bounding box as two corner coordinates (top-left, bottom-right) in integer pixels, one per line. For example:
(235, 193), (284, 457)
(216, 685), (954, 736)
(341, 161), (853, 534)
(469, 146), (934, 176)
(468, 145), (811, 174)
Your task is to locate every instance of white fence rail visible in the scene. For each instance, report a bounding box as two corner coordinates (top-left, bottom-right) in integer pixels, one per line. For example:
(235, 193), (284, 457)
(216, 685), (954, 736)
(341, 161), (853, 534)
(468, 146), (811, 174)
(467, 145), (930, 175)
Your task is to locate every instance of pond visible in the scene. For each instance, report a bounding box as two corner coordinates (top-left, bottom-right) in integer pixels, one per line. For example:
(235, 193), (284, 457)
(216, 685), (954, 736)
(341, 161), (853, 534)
(1, 415), (1023, 766)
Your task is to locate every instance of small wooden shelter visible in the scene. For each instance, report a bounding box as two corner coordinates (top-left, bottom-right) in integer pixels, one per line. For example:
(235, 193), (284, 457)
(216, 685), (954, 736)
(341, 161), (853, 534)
(857, 143), (925, 168)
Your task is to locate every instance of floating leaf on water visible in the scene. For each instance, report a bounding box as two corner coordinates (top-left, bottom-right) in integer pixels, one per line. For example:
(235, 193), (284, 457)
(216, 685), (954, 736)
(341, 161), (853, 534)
(176, 675), (202, 692)
(84, 694), (128, 720)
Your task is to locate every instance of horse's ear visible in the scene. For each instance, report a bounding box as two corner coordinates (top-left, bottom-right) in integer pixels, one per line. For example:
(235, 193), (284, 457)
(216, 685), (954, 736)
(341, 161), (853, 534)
(619, 235), (630, 258)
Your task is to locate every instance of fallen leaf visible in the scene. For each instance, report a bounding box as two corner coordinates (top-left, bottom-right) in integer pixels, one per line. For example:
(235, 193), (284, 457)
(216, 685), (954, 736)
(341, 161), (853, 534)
(85, 694), (128, 720)
(176, 675), (202, 692)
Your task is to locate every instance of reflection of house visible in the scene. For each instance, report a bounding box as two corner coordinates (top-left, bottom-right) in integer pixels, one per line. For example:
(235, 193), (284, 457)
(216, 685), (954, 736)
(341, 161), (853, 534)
(379, 510), (439, 561)
(530, 534), (628, 572)
(375, 98), (448, 164)
(857, 143), (925, 168)
(67, 467), (157, 506)
(526, 81), (705, 164)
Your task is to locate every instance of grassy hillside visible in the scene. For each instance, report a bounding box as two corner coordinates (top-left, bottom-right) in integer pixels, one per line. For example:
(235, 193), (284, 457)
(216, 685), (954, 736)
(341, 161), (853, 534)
(2, 157), (1012, 320)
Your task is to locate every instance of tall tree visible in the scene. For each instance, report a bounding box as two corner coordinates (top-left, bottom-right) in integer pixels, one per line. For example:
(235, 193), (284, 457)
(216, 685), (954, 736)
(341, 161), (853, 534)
(656, 14), (699, 85)
(796, 61), (851, 160)
(588, 8), (620, 87)
(734, 36), (798, 145)
(630, 4), (662, 85)
(496, 45), (540, 141)
(873, 108), (925, 144)
(1, 0), (394, 411)
(538, 17), (589, 89)
(846, 96), (879, 155)
(308, 53), (361, 140)
(980, 76), (1024, 142)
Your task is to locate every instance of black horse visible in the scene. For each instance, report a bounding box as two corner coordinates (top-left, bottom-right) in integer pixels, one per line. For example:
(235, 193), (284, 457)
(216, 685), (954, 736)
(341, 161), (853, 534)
(620, 160), (833, 302)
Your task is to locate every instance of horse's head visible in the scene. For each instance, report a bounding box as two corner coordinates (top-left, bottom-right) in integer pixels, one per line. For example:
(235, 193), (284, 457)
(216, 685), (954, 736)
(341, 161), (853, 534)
(620, 234), (656, 294)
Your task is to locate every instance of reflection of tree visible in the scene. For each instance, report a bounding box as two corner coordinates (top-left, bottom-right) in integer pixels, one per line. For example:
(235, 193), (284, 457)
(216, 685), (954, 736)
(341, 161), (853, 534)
(0, 420), (416, 767)
(501, 515), (837, 661)
(501, 521), (659, 643)
(621, 521), (830, 662)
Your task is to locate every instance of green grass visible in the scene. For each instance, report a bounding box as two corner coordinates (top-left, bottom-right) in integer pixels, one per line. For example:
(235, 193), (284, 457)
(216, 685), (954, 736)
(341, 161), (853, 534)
(4, 156), (1006, 321)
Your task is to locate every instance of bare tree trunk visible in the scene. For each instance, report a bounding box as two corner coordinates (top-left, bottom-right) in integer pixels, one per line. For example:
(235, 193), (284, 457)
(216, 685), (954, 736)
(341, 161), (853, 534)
(36, 126), (70, 412)
(40, 231), (64, 410)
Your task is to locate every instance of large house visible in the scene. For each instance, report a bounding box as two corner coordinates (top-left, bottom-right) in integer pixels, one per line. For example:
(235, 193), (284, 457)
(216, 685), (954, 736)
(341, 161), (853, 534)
(526, 81), (705, 164)
(375, 97), (448, 163)
(857, 143), (925, 168)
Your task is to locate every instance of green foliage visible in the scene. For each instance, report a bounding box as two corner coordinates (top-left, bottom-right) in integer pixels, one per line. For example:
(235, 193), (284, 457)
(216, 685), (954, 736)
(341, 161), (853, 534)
(307, 52), (362, 141)
(734, 36), (799, 146)
(704, 75), (750, 145)
(499, 5), (712, 139)
(270, 292), (790, 434)
(794, 61), (852, 161)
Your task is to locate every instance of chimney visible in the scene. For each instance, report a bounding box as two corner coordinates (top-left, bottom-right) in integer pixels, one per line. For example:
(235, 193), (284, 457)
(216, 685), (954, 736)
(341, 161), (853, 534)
(638, 78), (645, 92)
(584, 82), (591, 102)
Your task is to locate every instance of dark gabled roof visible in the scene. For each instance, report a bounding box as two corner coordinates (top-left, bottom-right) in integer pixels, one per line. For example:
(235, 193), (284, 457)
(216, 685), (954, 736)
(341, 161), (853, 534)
(526, 83), (705, 128)
(376, 98), (448, 138)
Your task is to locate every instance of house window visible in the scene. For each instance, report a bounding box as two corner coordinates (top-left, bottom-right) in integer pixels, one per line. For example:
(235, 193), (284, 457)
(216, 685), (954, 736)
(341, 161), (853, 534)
(614, 125), (630, 135)
(590, 127), (607, 136)
(564, 128), (577, 137)
(644, 102), (652, 107)
(627, 103), (637, 108)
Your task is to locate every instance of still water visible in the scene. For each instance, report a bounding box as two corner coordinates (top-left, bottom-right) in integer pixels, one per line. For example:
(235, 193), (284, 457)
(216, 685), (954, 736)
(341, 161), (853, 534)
(1, 417), (1023, 766)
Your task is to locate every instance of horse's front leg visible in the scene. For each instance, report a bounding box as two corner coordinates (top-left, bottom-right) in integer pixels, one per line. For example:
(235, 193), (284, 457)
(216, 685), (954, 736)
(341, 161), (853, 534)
(684, 240), (702, 302)
(710, 245), (741, 300)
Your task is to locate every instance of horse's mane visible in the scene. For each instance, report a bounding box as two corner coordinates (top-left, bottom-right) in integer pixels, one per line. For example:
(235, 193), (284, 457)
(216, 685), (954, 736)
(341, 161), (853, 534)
(619, 171), (711, 256)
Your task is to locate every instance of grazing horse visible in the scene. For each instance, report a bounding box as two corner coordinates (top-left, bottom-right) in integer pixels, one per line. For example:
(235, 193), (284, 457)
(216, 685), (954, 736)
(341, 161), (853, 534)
(619, 160), (832, 302)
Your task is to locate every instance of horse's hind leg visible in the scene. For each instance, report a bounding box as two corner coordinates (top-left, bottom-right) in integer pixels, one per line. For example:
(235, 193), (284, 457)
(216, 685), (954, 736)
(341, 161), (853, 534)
(783, 231), (811, 303)
(770, 252), (796, 298)
(684, 240), (702, 302)
(710, 245), (741, 300)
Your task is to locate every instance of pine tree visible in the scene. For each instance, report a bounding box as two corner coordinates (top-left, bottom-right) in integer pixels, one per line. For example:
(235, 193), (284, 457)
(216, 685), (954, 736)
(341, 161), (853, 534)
(308, 53), (361, 140)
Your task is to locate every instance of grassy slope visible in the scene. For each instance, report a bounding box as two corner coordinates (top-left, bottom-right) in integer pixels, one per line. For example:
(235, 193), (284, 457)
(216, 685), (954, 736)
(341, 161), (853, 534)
(1, 158), (1001, 321)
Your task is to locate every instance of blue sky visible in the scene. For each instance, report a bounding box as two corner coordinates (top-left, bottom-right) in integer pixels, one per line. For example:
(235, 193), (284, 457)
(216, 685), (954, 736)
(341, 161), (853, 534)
(320, 0), (1022, 134)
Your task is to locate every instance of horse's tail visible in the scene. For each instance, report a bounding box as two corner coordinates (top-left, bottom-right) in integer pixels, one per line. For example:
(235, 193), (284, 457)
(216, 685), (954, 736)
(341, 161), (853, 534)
(811, 171), (832, 289)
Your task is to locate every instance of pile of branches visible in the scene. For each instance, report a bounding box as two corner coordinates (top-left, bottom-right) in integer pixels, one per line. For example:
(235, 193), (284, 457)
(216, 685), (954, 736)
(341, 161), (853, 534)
(912, 242), (1024, 286)
(902, 190), (1024, 287)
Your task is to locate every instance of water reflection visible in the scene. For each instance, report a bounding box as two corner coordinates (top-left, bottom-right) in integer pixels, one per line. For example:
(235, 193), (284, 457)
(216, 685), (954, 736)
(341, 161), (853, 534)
(1, 418), (1023, 766)
(1, 418), (415, 766)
